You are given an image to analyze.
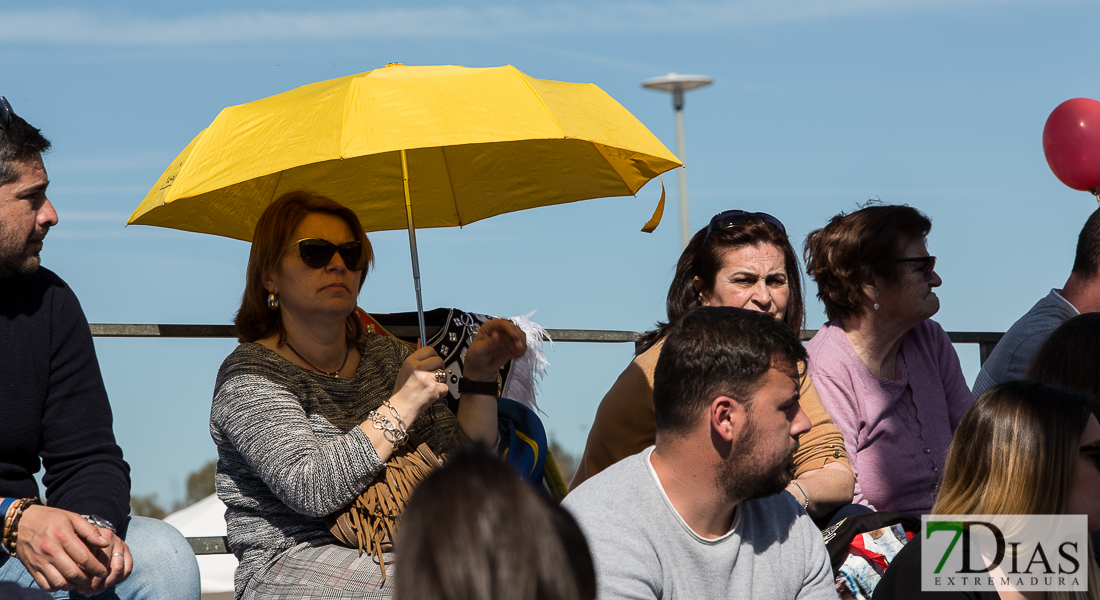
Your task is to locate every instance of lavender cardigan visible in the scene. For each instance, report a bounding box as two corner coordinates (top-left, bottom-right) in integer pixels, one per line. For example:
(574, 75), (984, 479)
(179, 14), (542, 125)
(805, 320), (973, 515)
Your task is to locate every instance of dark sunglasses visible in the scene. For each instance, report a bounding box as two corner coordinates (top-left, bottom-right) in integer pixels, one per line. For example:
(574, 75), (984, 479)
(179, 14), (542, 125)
(703, 210), (787, 245)
(285, 238), (363, 270)
(897, 256), (937, 280)
(1081, 442), (1100, 471)
(0, 97), (12, 131)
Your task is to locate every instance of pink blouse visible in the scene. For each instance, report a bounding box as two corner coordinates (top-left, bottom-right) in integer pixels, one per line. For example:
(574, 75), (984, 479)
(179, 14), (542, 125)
(805, 319), (973, 515)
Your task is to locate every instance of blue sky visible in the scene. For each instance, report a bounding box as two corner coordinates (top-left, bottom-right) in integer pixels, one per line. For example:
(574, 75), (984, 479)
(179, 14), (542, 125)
(4, 0), (1099, 505)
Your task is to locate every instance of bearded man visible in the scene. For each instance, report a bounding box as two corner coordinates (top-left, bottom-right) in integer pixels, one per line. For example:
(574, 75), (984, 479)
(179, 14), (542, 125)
(563, 306), (836, 600)
(0, 97), (199, 598)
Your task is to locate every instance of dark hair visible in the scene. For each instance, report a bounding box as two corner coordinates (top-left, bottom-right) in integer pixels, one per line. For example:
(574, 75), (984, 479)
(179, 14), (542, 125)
(653, 306), (808, 436)
(0, 108), (51, 187)
(1027, 312), (1100, 401)
(804, 203), (932, 322)
(1072, 209), (1100, 279)
(395, 448), (594, 600)
(234, 190), (373, 345)
(637, 215), (804, 353)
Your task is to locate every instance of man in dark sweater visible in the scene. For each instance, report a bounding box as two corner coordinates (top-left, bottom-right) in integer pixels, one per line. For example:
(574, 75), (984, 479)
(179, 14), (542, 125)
(0, 98), (199, 598)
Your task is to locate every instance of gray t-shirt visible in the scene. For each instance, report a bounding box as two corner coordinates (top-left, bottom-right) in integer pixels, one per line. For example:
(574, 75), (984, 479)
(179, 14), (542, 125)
(972, 289), (1079, 397)
(562, 447), (837, 600)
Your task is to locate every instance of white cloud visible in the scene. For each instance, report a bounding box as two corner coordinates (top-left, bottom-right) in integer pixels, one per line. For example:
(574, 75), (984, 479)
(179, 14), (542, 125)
(0, 1), (1067, 46)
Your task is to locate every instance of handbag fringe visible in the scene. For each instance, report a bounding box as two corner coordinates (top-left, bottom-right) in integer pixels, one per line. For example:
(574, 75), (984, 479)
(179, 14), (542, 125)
(325, 433), (444, 579)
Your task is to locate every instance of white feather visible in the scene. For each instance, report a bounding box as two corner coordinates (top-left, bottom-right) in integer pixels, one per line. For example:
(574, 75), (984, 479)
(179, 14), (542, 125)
(502, 310), (552, 414)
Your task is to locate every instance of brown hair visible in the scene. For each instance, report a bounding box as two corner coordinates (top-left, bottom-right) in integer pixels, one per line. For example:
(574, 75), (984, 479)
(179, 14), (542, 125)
(803, 203), (931, 322)
(1027, 312), (1100, 401)
(395, 448), (595, 600)
(234, 190), (373, 345)
(932, 381), (1100, 600)
(934, 380), (1093, 517)
(637, 215), (804, 354)
(653, 306), (807, 437)
(0, 107), (51, 187)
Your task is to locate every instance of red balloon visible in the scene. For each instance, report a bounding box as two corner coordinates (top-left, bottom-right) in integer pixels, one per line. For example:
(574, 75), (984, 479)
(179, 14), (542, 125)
(1043, 98), (1100, 192)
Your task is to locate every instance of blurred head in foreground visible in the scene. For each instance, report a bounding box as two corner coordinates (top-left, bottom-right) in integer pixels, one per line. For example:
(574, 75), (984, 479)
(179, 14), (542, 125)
(395, 448), (595, 600)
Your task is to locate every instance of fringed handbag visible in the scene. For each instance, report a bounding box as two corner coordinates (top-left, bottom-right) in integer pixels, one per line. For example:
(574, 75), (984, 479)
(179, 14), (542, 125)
(325, 432), (445, 576)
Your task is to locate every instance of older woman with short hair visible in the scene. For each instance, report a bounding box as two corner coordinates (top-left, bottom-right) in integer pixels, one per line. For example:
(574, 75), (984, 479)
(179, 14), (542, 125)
(803, 204), (972, 516)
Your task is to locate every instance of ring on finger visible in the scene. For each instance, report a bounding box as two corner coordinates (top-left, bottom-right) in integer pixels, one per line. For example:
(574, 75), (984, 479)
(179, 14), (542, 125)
(434, 369), (446, 383)
(112, 552), (125, 557)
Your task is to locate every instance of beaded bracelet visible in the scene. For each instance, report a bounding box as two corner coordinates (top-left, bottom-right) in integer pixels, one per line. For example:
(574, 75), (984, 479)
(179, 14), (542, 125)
(3, 498), (41, 557)
(367, 410), (408, 449)
(2, 498), (25, 547)
(0, 498), (16, 539)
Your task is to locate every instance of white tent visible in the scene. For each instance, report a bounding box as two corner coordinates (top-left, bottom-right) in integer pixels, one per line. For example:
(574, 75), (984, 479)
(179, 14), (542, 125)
(164, 494), (236, 594)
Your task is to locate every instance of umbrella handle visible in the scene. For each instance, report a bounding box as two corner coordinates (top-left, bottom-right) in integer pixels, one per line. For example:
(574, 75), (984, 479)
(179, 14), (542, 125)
(401, 149), (429, 346)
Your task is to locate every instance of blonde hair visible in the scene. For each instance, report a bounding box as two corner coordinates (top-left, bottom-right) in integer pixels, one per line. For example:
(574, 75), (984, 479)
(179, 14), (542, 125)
(932, 381), (1099, 600)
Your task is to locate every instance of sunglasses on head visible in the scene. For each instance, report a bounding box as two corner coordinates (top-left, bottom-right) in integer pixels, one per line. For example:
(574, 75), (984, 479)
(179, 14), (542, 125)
(0, 97), (12, 131)
(703, 210), (787, 246)
(286, 238), (363, 270)
(897, 255), (937, 280)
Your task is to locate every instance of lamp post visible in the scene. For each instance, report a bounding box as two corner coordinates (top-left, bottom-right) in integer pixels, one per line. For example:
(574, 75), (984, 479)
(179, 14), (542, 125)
(642, 73), (713, 249)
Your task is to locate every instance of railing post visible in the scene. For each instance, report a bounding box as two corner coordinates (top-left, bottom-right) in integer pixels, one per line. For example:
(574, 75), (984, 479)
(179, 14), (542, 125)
(979, 342), (997, 366)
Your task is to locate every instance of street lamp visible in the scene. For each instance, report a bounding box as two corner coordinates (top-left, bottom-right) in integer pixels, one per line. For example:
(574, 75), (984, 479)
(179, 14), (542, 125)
(642, 73), (713, 249)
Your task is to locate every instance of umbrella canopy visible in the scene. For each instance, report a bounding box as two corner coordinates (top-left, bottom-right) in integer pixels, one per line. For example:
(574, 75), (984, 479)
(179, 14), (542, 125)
(128, 63), (682, 241)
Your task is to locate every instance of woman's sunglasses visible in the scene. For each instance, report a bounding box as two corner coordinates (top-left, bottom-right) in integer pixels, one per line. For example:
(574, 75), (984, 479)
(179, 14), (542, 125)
(285, 238), (363, 270)
(897, 256), (937, 280)
(703, 210), (787, 246)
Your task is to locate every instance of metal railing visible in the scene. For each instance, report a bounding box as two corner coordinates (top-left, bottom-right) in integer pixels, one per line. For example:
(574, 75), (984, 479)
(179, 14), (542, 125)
(89, 324), (1005, 365)
(94, 323), (1003, 556)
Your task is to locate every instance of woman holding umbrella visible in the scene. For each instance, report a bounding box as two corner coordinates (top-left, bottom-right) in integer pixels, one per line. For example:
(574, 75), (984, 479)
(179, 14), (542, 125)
(209, 190), (526, 599)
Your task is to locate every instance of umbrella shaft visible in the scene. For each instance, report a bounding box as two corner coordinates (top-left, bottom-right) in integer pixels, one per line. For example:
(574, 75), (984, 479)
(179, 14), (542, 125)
(401, 149), (429, 345)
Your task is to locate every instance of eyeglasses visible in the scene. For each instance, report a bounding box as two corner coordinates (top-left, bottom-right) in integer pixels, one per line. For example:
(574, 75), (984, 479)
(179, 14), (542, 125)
(897, 256), (937, 280)
(703, 210), (787, 246)
(0, 97), (12, 131)
(285, 238), (363, 270)
(1081, 442), (1100, 471)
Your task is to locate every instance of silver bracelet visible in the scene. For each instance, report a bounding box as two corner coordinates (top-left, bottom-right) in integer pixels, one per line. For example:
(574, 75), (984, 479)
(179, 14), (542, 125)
(381, 400), (408, 432)
(792, 481), (809, 510)
(367, 411), (408, 449)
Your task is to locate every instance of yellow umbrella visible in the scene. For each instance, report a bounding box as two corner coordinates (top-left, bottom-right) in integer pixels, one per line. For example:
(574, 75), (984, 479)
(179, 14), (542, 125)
(128, 64), (682, 339)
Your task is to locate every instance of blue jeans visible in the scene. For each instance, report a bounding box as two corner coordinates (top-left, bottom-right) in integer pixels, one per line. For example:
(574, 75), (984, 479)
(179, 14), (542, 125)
(0, 516), (200, 599)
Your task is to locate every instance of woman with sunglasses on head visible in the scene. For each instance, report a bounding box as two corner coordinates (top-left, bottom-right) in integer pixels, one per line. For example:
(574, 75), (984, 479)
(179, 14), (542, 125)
(803, 203), (972, 516)
(570, 210), (856, 522)
(873, 380), (1100, 599)
(209, 190), (526, 600)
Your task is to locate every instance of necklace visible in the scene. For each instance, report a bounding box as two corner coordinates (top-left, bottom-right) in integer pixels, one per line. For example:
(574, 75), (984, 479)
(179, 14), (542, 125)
(284, 340), (351, 378)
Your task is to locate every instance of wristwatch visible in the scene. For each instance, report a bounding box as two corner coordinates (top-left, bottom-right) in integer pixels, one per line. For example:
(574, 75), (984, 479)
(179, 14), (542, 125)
(458, 376), (500, 397)
(83, 514), (117, 533)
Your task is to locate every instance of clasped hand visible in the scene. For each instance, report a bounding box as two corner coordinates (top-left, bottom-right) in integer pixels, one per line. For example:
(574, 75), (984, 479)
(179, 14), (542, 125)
(16, 505), (133, 596)
(389, 319), (528, 420)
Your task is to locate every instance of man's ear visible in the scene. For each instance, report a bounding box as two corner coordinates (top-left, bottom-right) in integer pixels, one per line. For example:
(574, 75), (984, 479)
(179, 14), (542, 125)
(710, 395), (746, 442)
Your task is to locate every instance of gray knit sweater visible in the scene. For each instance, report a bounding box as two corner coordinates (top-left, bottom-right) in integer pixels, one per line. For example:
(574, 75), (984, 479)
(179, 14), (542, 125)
(210, 333), (467, 594)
